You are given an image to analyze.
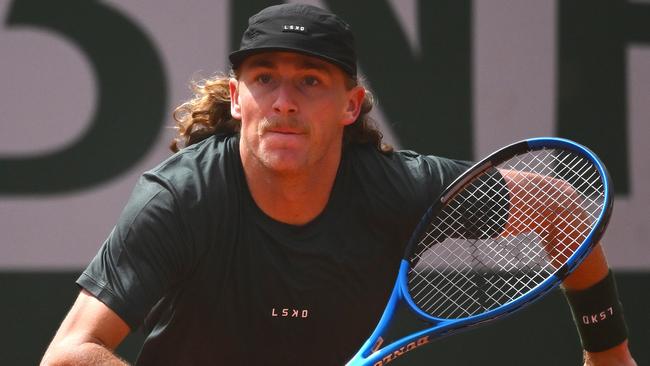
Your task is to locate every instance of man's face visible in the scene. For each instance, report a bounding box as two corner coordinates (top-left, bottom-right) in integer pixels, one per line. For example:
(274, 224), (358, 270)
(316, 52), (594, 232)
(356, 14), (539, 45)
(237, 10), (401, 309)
(230, 52), (364, 174)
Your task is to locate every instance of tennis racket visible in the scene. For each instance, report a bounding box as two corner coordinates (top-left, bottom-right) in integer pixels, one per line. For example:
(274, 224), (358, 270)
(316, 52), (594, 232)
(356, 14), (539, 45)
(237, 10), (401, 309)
(346, 137), (613, 366)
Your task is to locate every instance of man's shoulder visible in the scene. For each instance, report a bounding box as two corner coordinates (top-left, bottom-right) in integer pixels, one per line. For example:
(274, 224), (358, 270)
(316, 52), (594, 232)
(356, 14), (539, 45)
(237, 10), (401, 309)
(346, 144), (435, 172)
(389, 148), (472, 174)
(345, 144), (472, 195)
(147, 133), (238, 181)
(131, 134), (241, 209)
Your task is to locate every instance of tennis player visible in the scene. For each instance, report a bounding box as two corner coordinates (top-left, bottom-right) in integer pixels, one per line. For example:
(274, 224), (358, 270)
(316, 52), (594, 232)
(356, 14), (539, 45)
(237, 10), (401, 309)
(41, 4), (636, 365)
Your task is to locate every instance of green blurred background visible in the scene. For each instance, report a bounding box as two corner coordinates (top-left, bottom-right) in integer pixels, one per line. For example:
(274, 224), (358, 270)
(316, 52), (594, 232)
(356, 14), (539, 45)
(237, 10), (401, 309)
(1, 0), (648, 364)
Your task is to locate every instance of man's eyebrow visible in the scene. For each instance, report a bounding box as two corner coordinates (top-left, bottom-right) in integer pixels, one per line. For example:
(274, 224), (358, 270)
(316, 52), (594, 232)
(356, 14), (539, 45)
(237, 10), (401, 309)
(245, 56), (332, 74)
(246, 58), (275, 69)
(297, 59), (332, 74)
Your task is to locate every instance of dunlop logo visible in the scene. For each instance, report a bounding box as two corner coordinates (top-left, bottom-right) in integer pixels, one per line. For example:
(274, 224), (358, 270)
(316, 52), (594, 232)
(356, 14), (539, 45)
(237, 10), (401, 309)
(373, 336), (430, 366)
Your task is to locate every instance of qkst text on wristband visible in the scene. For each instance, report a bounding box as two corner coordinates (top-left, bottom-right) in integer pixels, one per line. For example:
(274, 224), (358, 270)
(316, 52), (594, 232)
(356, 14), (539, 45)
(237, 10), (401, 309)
(563, 270), (629, 352)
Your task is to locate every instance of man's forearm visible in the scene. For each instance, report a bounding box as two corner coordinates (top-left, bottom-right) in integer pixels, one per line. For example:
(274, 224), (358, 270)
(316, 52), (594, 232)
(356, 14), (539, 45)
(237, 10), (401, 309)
(41, 342), (128, 366)
(561, 244), (609, 291)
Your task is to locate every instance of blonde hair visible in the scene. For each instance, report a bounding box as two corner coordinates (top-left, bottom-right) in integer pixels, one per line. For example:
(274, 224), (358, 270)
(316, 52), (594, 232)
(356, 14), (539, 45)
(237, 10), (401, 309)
(170, 71), (392, 153)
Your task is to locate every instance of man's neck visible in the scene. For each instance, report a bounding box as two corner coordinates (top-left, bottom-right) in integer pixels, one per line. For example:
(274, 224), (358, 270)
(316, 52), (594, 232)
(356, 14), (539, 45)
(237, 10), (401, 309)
(240, 147), (342, 226)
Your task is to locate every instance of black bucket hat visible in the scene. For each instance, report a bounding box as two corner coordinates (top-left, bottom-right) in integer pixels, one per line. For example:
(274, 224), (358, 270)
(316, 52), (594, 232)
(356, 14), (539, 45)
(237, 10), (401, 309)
(229, 4), (357, 76)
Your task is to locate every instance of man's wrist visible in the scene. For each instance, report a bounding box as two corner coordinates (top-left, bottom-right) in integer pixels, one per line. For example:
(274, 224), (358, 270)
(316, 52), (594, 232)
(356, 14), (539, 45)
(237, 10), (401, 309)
(563, 270), (629, 352)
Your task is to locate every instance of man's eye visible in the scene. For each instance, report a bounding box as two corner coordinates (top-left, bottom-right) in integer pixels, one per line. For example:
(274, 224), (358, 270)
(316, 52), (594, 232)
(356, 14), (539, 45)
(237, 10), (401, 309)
(257, 74), (272, 84)
(303, 76), (320, 86)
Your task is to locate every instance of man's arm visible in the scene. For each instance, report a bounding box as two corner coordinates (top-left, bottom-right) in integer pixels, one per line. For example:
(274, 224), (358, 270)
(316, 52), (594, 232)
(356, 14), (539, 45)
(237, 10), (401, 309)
(563, 245), (637, 366)
(500, 170), (636, 366)
(41, 290), (131, 366)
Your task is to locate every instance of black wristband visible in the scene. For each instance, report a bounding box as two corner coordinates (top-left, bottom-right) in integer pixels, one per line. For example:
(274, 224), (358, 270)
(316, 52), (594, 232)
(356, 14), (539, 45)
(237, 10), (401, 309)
(563, 270), (629, 352)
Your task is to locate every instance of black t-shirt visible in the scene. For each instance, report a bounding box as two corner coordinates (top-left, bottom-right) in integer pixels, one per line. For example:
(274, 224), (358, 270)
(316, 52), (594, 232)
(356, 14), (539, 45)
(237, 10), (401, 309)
(78, 134), (471, 365)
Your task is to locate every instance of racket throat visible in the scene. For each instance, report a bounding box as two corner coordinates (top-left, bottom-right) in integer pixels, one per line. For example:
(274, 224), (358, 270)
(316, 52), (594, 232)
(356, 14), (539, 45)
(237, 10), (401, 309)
(366, 302), (435, 362)
(371, 337), (384, 353)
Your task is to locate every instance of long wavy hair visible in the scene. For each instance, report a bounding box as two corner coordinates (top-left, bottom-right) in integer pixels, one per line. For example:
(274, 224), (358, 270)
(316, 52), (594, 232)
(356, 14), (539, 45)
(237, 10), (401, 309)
(170, 70), (392, 154)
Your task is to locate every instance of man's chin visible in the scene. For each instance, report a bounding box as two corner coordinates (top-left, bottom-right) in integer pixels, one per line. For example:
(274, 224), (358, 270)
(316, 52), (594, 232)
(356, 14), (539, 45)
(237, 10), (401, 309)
(257, 149), (308, 174)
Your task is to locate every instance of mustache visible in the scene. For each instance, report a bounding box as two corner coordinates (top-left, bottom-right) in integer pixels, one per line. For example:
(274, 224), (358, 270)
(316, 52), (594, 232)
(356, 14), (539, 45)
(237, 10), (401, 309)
(259, 116), (310, 134)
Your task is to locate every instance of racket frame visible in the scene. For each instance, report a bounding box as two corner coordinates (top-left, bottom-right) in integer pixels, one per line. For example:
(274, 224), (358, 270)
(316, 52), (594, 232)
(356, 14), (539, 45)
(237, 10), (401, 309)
(347, 137), (613, 366)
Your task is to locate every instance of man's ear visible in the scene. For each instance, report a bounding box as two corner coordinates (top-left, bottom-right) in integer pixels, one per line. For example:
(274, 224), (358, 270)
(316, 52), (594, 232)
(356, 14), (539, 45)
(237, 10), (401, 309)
(229, 78), (242, 120)
(342, 85), (366, 126)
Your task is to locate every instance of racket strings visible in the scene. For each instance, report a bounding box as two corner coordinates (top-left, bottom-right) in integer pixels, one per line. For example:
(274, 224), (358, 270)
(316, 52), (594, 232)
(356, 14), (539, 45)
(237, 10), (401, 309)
(505, 152), (602, 264)
(407, 148), (605, 319)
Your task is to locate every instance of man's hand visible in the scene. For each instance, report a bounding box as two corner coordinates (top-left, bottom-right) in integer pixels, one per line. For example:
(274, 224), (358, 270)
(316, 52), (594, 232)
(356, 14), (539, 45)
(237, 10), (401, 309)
(583, 341), (637, 366)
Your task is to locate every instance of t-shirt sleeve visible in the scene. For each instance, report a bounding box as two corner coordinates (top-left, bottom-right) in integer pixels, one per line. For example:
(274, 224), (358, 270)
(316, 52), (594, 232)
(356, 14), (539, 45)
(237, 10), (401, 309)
(406, 152), (474, 202)
(77, 173), (192, 330)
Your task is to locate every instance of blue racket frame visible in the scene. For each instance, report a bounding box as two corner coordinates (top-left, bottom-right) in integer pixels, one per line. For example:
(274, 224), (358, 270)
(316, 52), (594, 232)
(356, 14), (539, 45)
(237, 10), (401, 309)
(346, 137), (612, 366)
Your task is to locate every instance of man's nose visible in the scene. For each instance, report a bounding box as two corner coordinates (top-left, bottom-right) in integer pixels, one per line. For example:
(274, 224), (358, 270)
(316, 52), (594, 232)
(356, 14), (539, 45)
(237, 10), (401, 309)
(272, 82), (298, 115)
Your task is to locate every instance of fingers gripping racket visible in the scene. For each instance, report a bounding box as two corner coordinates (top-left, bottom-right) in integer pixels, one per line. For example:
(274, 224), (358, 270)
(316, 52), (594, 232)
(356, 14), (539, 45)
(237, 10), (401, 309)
(346, 137), (613, 366)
